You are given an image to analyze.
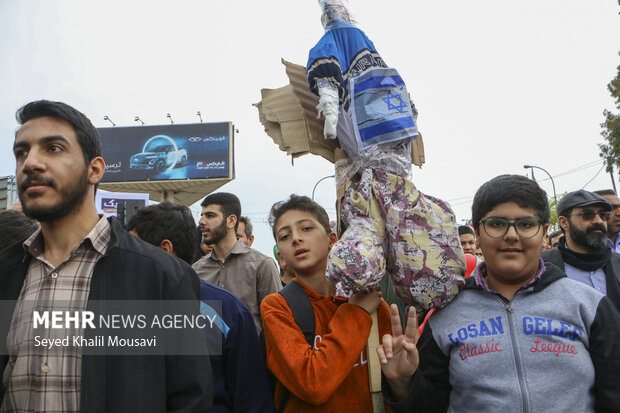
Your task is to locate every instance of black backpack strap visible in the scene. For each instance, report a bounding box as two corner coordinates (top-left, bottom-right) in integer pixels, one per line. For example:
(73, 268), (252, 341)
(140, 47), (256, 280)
(279, 280), (316, 347)
(276, 280), (315, 413)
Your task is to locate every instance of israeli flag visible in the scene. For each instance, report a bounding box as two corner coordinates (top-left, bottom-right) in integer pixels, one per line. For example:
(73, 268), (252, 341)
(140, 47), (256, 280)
(350, 67), (418, 151)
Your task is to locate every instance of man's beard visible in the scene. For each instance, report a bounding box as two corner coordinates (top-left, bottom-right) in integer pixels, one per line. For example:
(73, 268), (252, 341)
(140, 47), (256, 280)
(203, 219), (228, 245)
(607, 220), (620, 236)
(568, 219), (608, 250)
(19, 168), (90, 222)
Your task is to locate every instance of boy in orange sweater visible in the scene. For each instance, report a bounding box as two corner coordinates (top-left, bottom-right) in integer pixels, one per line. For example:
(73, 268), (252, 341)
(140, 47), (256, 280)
(261, 195), (392, 412)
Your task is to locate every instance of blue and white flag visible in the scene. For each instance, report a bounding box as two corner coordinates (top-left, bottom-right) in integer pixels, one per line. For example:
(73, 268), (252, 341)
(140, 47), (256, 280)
(350, 67), (418, 150)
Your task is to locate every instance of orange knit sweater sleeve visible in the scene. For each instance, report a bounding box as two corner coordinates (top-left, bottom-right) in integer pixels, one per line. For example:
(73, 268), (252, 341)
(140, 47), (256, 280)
(260, 290), (374, 405)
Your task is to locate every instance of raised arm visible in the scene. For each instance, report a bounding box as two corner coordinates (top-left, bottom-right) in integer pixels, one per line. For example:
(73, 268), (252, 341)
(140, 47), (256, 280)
(376, 304), (419, 400)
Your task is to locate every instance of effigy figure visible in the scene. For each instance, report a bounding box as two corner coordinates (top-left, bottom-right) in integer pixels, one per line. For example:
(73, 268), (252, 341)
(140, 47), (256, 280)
(307, 0), (465, 309)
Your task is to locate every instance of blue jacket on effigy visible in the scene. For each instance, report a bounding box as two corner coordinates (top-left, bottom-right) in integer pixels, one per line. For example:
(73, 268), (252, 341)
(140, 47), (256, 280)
(306, 20), (418, 155)
(307, 20), (386, 109)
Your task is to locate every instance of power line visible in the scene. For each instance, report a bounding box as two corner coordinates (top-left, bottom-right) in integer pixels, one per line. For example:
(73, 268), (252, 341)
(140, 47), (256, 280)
(446, 159), (606, 207)
(450, 198), (474, 207)
(535, 160), (603, 182)
(446, 196), (474, 202)
(581, 164), (606, 190)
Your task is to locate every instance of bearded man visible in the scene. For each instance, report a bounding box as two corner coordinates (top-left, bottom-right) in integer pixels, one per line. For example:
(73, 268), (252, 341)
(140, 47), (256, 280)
(542, 190), (620, 313)
(0, 100), (212, 412)
(192, 192), (281, 333)
(593, 189), (620, 253)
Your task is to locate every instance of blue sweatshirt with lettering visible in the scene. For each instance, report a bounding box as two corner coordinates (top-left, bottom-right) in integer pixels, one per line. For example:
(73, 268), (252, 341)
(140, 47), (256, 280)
(384, 263), (620, 413)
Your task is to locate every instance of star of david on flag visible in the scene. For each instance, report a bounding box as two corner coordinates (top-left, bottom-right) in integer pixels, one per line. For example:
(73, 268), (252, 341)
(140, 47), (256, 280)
(382, 92), (408, 114)
(349, 67), (418, 150)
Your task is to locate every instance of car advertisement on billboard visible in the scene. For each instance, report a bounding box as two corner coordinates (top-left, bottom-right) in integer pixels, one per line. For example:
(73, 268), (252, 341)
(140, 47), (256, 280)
(98, 122), (232, 183)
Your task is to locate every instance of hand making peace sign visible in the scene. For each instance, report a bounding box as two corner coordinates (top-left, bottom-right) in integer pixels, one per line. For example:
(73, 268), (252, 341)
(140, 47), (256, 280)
(376, 304), (420, 401)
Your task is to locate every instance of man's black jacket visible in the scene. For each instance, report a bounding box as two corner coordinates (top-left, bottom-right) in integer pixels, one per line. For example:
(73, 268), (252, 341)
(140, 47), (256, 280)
(541, 247), (620, 314)
(0, 217), (213, 413)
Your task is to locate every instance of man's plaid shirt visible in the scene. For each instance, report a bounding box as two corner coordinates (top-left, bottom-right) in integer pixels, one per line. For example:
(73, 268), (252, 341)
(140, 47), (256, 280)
(1, 217), (110, 413)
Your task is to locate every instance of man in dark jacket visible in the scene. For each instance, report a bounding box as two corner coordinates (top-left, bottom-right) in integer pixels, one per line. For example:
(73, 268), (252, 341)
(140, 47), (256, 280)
(0, 100), (212, 412)
(127, 202), (274, 413)
(541, 189), (620, 313)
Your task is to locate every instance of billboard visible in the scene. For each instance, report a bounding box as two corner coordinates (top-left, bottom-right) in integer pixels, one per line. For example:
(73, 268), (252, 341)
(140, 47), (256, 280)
(98, 122), (232, 183)
(95, 189), (150, 218)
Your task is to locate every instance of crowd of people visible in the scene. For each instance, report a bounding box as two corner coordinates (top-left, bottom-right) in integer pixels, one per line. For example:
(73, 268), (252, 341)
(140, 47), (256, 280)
(1, 98), (619, 413)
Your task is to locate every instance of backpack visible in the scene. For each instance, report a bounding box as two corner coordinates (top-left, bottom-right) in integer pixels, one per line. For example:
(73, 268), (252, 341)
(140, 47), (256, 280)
(260, 280), (315, 413)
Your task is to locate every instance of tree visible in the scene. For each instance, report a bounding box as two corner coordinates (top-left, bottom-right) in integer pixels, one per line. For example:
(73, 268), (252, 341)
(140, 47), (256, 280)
(599, 51), (620, 188)
(548, 196), (558, 232)
(547, 194), (564, 233)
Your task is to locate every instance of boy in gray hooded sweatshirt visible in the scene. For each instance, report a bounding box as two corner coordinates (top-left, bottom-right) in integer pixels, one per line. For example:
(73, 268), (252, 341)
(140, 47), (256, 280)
(378, 174), (620, 412)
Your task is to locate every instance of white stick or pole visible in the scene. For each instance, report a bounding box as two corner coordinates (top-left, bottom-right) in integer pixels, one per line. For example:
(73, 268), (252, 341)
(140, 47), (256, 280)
(367, 310), (385, 413)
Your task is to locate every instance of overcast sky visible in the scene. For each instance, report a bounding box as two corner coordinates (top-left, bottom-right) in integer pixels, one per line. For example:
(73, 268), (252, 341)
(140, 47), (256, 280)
(1, 0), (619, 256)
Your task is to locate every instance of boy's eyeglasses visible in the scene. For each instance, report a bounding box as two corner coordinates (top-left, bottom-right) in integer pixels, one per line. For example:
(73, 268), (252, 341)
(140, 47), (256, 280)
(478, 217), (544, 239)
(569, 210), (611, 221)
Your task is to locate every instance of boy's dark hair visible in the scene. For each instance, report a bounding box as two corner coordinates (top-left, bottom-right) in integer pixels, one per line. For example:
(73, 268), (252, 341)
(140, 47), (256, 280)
(127, 201), (197, 265)
(16, 100), (102, 165)
(0, 210), (39, 251)
(239, 216), (253, 237)
(200, 192), (241, 231)
(268, 195), (331, 238)
(471, 174), (550, 228)
(593, 189), (617, 197)
(458, 225), (474, 236)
